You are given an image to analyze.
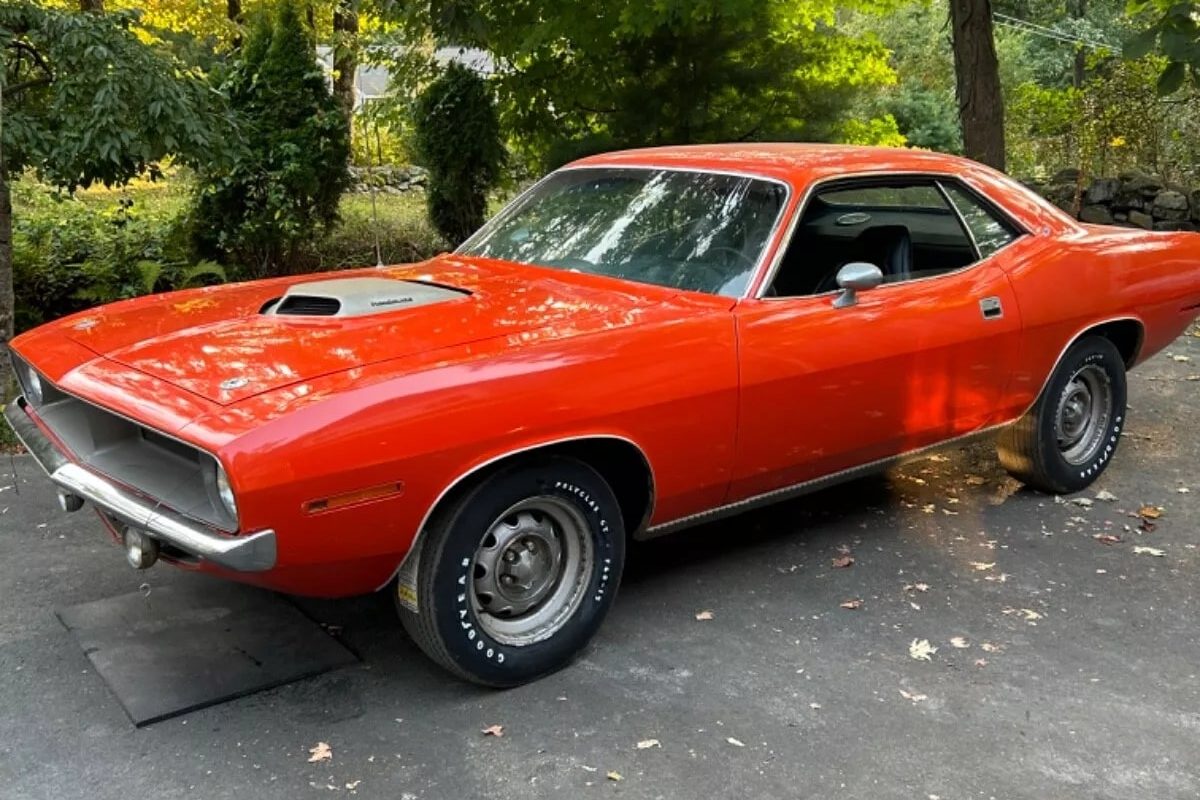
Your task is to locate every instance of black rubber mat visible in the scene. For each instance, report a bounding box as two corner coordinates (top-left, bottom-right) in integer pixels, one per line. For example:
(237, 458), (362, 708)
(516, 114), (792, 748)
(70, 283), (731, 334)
(57, 577), (358, 726)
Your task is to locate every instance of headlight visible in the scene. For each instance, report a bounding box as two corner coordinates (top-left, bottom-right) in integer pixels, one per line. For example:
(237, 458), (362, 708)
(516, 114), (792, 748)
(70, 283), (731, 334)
(215, 462), (238, 521)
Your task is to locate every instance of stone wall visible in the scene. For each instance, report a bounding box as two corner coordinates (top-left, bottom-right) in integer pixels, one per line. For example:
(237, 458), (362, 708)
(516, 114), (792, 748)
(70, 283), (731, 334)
(347, 165), (429, 194)
(1022, 168), (1199, 231)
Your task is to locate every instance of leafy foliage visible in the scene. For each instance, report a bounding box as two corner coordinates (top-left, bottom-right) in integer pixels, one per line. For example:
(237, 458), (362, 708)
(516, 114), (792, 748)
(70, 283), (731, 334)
(1125, 0), (1200, 94)
(387, 0), (902, 168)
(412, 62), (505, 245)
(0, 4), (233, 188)
(190, 0), (351, 275)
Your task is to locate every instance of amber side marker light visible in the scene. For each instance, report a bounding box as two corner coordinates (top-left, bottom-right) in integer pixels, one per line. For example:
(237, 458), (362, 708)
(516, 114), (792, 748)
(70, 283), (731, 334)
(305, 482), (405, 514)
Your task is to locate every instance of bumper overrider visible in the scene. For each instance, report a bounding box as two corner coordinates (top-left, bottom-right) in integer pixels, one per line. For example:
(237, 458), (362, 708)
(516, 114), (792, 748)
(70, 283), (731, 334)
(4, 397), (276, 572)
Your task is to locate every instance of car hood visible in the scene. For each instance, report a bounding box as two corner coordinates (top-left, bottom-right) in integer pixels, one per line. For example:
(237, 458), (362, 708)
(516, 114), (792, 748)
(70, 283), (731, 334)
(58, 256), (673, 405)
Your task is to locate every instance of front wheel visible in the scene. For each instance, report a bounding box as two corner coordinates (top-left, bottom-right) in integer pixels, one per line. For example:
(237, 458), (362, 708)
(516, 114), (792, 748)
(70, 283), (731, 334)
(997, 335), (1127, 494)
(396, 456), (625, 686)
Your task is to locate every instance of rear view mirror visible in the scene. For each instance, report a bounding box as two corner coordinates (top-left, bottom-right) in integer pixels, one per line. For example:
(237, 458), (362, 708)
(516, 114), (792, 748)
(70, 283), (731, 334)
(832, 262), (883, 308)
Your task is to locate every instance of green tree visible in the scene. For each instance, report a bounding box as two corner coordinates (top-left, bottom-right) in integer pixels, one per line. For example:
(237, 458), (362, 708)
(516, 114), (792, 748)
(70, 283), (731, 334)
(389, 0), (901, 168)
(0, 3), (232, 385)
(191, 0), (351, 275)
(413, 62), (505, 245)
(1124, 0), (1200, 95)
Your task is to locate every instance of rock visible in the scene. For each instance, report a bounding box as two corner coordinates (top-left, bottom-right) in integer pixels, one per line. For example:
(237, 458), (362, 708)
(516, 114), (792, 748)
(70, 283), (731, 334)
(1124, 172), (1164, 197)
(1153, 220), (1197, 232)
(1191, 189), (1200, 223)
(1079, 205), (1114, 225)
(1113, 211), (1129, 222)
(1129, 210), (1154, 230)
(1051, 167), (1081, 185)
(1085, 178), (1121, 205)
(1045, 183), (1077, 205)
(1152, 190), (1190, 221)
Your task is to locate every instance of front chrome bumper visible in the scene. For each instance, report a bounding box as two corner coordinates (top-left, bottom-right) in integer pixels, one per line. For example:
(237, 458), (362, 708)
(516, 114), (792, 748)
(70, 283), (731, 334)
(4, 397), (276, 572)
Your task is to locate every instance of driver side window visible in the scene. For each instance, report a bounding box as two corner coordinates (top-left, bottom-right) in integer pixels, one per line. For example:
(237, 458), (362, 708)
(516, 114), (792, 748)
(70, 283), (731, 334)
(767, 178), (1010, 298)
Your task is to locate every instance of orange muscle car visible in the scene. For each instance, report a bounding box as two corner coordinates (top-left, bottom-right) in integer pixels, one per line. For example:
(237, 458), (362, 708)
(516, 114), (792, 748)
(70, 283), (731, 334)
(7, 144), (1200, 685)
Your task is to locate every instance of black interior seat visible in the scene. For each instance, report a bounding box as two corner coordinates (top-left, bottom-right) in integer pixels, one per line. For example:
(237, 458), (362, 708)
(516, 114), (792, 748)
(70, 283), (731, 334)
(812, 224), (913, 294)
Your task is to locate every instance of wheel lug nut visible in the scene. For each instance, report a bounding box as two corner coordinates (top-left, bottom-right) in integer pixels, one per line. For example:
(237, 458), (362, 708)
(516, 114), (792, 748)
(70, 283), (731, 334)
(525, 540), (536, 551)
(500, 575), (514, 584)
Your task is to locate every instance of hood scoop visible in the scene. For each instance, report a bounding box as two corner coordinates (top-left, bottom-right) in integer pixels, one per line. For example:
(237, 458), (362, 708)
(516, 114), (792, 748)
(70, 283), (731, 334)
(263, 277), (467, 318)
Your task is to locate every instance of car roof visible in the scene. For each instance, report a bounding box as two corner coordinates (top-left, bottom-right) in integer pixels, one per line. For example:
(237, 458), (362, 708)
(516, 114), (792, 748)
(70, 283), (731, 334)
(570, 143), (991, 186)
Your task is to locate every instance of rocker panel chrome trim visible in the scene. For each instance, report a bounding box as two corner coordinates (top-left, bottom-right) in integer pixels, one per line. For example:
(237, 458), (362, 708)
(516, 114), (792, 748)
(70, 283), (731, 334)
(638, 424), (1008, 539)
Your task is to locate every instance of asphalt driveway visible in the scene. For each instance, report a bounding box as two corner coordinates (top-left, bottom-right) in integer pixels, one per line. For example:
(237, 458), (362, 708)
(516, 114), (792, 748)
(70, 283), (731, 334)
(1, 325), (1198, 800)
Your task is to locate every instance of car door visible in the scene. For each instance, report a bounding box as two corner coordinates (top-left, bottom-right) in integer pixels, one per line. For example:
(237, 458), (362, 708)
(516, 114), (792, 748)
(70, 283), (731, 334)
(726, 176), (1027, 503)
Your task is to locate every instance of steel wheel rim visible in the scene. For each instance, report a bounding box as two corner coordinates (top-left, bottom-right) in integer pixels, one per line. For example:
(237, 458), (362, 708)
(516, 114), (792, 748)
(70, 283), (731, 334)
(470, 496), (594, 646)
(1055, 364), (1112, 466)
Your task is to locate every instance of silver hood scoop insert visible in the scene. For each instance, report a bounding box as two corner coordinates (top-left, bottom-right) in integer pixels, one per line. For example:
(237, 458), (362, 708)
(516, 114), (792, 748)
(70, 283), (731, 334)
(263, 277), (467, 318)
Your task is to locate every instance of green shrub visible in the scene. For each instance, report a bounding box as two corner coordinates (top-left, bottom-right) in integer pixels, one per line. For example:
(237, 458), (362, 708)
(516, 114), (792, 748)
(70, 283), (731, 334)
(413, 63), (506, 246)
(11, 180), (226, 331)
(191, 0), (351, 277)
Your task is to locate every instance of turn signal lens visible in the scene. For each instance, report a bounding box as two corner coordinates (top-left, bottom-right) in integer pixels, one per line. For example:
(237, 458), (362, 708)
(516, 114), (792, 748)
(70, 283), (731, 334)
(215, 462), (238, 521)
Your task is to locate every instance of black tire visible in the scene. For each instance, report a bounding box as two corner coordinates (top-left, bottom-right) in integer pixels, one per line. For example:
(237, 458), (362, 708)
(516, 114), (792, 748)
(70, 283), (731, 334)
(396, 456), (625, 687)
(997, 335), (1127, 494)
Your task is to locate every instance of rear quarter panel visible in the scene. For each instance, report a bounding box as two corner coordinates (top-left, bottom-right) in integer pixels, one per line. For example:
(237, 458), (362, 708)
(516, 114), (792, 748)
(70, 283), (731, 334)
(1003, 226), (1200, 416)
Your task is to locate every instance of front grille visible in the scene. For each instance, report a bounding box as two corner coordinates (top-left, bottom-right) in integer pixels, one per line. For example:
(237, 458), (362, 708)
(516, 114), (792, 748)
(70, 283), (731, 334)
(24, 386), (234, 531)
(274, 296), (341, 316)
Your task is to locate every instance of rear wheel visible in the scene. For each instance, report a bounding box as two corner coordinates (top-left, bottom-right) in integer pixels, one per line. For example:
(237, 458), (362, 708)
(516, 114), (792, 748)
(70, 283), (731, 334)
(396, 456), (625, 686)
(998, 335), (1127, 494)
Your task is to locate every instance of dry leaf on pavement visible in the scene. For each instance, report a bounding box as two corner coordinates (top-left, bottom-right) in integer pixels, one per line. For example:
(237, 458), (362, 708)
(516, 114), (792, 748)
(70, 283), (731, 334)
(1093, 533), (1122, 545)
(909, 639), (938, 661)
(695, 610), (714, 621)
(481, 725), (505, 737)
(832, 555), (855, 569)
(1133, 545), (1165, 557)
(607, 771), (623, 782)
(1094, 490), (1118, 502)
(899, 689), (928, 702)
(1071, 497), (1094, 508)
(636, 739), (661, 750)
(981, 642), (1001, 653)
(1003, 607), (1043, 622)
(840, 598), (863, 610)
(308, 742), (333, 763)
(726, 737), (745, 747)
(1138, 505), (1163, 519)
(950, 636), (970, 649)
(969, 561), (995, 571)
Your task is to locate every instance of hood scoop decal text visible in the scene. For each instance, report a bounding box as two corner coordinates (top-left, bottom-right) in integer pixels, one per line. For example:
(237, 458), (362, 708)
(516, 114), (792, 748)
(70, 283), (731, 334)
(262, 277), (468, 318)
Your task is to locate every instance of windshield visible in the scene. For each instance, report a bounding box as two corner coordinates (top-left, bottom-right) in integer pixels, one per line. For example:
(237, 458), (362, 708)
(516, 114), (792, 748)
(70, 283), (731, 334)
(459, 168), (788, 296)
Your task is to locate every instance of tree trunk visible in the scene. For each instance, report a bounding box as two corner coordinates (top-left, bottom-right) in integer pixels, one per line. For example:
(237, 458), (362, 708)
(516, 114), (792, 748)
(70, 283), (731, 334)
(0, 170), (15, 396)
(949, 0), (1006, 171)
(332, 0), (359, 122)
(1070, 0), (1087, 88)
(80, 0), (104, 12)
(228, 0), (243, 48)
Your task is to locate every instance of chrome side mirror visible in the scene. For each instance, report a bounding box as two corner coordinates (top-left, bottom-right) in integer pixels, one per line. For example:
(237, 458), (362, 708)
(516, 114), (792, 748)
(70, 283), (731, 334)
(832, 262), (883, 308)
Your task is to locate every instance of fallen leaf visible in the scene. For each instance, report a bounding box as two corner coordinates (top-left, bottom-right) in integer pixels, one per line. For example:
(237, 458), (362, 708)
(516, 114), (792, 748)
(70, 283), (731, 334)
(909, 639), (938, 661)
(1093, 533), (1122, 545)
(950, 636), (970, 649)
(1138, 505), (1163, 519)
(981, 642), (1001, 653)
(911, 582), (930, 592)
(974, 658), (988, 668)
(965, 475), (987, 486)
(481, 725), (505, 738)
(899, 689), (928, 702)
(1138, 518), (1158, 533)
(1172, 354), (1191, 362)
(636, 739), (661, 750)
(1178, 487), (1191, 494)
(345, 781), (361, 791)
(607, 771), (623, 782)
(839, 598), (863, 610)
(984, 573), (1010, 583)
(726, 737), (745, 747)
(969, 561), (995, 571)
(1094, 490), (1118, 502)
(1003, 607), (1042, 622)
(695, 610), (714, 621)
(922, 503), (936, 514)
(1133, 545), (1165, 557)
(308, 742), (333, 763)
(832, 555), (855, 569)
(809, 703), (822, 710)
(1071, 497), (1094, 508)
